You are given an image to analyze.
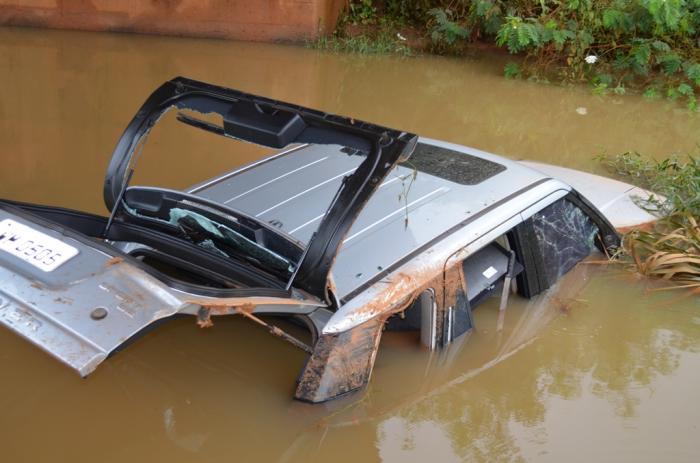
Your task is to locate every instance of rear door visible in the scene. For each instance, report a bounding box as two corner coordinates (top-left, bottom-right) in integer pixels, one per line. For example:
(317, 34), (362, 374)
(0, 204), (186, 375)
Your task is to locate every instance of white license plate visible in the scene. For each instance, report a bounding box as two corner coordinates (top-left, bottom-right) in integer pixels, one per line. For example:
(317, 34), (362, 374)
(0, 219), (79, 272)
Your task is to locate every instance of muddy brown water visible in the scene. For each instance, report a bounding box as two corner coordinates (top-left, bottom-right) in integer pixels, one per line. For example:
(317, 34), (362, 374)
(1, 26), (700, 462)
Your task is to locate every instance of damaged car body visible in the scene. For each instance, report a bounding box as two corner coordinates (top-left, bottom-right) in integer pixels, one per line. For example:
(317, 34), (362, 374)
(0, 77), (653, 403)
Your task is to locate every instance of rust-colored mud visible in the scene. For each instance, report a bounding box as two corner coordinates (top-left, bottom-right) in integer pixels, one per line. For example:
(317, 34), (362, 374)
(296, 316), (386, 403)
(104, 256), (124, 266)
(617, 218), (659, 234)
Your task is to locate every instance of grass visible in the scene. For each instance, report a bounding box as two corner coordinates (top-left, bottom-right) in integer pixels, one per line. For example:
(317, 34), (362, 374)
(602, 151), (700, 216)
(309, 30), (413, 56)
(601, 150), (700, 289)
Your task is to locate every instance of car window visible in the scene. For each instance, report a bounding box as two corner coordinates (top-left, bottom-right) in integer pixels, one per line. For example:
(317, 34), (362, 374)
(382, 197), (603, 351)
(384, 227), (533, 348)
(461, 240), (520, 306)
(530, 198), (600, 287)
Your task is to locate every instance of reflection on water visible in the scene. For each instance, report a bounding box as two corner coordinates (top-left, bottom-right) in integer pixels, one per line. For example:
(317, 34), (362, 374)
(1, 26), (700, 463)
(291, 268), (700, 463)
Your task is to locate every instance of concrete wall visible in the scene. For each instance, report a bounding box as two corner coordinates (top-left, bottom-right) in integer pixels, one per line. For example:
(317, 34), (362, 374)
(0, 0), (345, 41)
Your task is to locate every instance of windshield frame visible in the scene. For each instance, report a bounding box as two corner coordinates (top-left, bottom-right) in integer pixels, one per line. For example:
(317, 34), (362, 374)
(104, 77), (417, 303)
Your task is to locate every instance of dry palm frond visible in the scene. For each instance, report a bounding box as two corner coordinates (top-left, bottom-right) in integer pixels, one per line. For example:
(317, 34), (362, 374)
(623, 212), (700, 289)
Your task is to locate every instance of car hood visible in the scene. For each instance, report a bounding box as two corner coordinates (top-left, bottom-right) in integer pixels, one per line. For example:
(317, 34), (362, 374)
(518, 161), (658, 230)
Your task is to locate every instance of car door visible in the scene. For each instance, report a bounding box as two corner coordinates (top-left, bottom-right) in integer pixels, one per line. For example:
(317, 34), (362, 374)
(418, 192), (618, 348)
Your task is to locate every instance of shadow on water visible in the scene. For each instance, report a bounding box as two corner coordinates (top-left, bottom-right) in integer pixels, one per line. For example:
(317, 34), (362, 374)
(1, 26), (700, 463)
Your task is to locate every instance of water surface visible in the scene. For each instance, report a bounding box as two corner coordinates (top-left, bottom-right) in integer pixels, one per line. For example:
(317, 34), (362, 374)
(1, 26), (699, 463)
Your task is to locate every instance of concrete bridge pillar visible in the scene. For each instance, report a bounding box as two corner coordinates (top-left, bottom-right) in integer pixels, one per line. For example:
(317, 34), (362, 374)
(0, 0), (345, 41)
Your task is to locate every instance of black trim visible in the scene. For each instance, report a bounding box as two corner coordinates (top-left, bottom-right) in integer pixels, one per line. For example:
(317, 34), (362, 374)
(510, 191), (620, 299)
(104, 76), (418, 302)
(510, 222), (547, 298)
(565, 190), (621, 250)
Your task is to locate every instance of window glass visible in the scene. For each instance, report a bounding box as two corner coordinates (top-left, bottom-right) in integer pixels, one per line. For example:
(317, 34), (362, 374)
(531, 199), (599, 286)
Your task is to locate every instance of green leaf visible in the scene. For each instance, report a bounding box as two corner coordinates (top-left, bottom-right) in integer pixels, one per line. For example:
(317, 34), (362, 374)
(678, 83), (694, 96)
(504, 62), (521, 78)
(683, 63), (700, 86)
(688, 97), (698, 112)
(577, 30), (594, 49)
(428, 8), (469, 46)
(651, 40), (671, 52)
(526, 22), (541, 45)
(602, 9), (625, 29)
(657, 53), (682, 75)
(496, 18), (517, 50)
(551, 29), (575, 48)
(613, 53), (631, 71)
(647, 0), (683, 31)
(632, 41), (651, 66)
(592, 82), (609, 96)
(643, 86), (660, 100)
(593, 73), (614, 86)
(474, 0), (495, 17)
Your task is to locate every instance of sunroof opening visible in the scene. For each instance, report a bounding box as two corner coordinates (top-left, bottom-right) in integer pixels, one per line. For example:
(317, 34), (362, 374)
(403, 143), (506, 185)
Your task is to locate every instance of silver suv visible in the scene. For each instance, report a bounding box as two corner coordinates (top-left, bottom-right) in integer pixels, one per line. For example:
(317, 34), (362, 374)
(0, 78), (654, 403)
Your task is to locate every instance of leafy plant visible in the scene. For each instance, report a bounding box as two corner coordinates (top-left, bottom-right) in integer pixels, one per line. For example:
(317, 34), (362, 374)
(309, 31), (412, 56)
(601, 150), (700, 288)
(603, 151), (700, 216)
(340, 0), (700, 109)
(348, 0), (377, 25)
(504, 62), (522, 78)
(428, 8), (470, 46)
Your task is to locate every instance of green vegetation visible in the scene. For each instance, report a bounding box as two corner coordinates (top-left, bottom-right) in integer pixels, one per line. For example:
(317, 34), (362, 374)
(602, 151), (700, 288)
(308, 1), (414, 55)
(311, 29), (413, 56)
(604, 151), (700, 216)
(327, 1), (700, 110)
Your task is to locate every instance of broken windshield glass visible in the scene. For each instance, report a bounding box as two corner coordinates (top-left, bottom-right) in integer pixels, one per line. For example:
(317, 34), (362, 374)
(122, 199), (295, 275)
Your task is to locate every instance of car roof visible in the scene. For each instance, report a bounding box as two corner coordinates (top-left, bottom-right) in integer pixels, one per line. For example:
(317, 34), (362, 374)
(193, 137), (551, 301)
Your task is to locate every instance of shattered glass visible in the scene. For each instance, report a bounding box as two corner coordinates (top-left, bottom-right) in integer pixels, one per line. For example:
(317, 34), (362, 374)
(531, 199), (599, 286)
(123, 203), (294, 273)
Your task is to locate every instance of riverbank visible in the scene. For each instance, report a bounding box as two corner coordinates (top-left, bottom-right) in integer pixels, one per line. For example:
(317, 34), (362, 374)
(317, 1), (700, 110)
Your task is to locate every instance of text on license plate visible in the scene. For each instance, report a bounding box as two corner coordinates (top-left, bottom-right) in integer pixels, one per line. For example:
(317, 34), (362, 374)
(0, 219), (79, 272)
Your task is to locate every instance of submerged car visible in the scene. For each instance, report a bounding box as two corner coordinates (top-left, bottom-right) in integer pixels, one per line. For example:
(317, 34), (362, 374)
(0, 77), (655, 403)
